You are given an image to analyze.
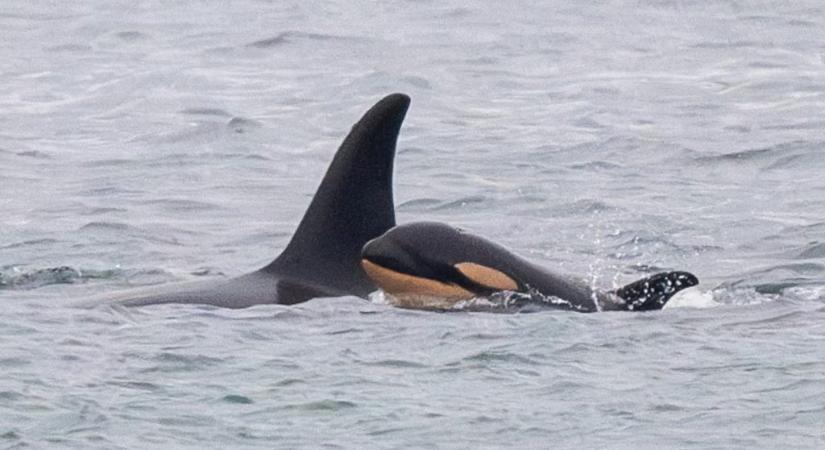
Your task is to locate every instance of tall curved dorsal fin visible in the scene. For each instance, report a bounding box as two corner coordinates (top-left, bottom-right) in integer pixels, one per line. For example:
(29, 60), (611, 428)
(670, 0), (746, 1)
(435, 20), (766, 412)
(263, 93), (411, 294)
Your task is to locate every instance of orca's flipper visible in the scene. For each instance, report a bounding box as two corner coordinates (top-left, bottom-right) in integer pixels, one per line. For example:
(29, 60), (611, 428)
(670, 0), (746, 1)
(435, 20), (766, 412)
(613, 271), (699, 311)
(263, 93), (411, 295)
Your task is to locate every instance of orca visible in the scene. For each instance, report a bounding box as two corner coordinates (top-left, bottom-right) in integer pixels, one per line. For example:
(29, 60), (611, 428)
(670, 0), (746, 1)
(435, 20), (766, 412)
(86, 93), (411, 308)
(361, 221), (698, 312)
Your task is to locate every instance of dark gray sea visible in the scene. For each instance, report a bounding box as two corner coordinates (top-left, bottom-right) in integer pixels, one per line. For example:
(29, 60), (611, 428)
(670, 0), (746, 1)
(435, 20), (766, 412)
(2, 1), (825, 448)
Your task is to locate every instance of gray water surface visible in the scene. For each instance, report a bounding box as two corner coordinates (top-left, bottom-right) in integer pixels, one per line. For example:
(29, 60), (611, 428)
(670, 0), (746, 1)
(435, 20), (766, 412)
(2, 1), (825, 448)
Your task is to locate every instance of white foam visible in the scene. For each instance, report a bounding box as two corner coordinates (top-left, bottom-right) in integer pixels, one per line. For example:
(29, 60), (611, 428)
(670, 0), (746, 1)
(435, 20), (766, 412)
(784, 285), (825, 302)
(368, 290), (391, 305)
(663, 286), (720, 309)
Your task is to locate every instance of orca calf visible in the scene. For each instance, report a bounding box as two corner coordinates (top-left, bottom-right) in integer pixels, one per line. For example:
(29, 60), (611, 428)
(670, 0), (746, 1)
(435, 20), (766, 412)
(361, 222), (698, 312)
(87, 93), (411, 308)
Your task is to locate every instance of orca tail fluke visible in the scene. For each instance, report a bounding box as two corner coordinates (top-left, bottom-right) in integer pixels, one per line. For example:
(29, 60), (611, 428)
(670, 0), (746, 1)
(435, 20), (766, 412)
(263, 93), (410, 295)
(612, 271), (699, 311)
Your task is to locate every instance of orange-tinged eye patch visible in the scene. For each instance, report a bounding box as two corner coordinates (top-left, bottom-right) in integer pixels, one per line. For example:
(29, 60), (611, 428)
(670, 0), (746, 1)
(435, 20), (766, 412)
(361, 259), (474, 299)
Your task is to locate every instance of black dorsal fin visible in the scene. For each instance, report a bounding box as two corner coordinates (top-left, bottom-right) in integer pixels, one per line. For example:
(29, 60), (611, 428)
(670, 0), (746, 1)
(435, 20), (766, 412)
(613, 271), (699, 311)
(263, 93), (410, 293)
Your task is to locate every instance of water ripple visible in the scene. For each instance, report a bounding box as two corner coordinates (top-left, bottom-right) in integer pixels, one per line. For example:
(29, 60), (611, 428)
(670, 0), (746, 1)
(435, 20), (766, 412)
(3, 1), (825, 448)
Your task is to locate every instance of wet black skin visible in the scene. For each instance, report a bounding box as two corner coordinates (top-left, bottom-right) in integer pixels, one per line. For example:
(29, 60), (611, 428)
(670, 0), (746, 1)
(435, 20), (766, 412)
(362, 222), (699, 312)
(82, 93), (411, 308)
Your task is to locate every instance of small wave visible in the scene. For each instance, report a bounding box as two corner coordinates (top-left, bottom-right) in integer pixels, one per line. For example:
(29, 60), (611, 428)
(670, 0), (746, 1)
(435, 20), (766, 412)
(0, 238), (58, 250)
(15, 150), (52, 159)
(0, 11), (84, 21)
(118, 268), (183, 287)
(273, 378), (304, 387)
(190, 268), (226, 277)
(568, 160), (623, 171)
(691, 40), (765, 49)
(606, 233), (709, 261)
(179, 107), (231, 117)
(137, 198), (220, 213)
(397, 146), (429, 156)
(75, 186), (143, 197)
(78, 221), (131, 232)
(750, 262), (825, 278)
(625, 263), (669, 273)
(455, 291), (591, 313)
(114, 30), (148, 42)
(693, 141), (824, 172)
(281, 400), (356, 412)
(431, 195), (488, 211)
(222, 394), (253, 404)
(764, 121), (825, 131)
(388, 196), (491, 212)
(77, 221), (184, 246)
(710, 286), (781, 306)
(461, 350), (538, 365)
(778, 222), (825, 239)
(783, 285), (825, 302)
(45, 43), (92, 52)
(397, 198), (442, 211)
(764, 152), (825, 171)
(713, 309), (811, 330)
(227, 116), (261, 133)
(143, 352), (224, 373)
(81, 158), (135, 168)
(106, 380), (162, 392)
(401, 75), (432, 89)
(547, 199), (618, 218)
(572, 116), (606, 130)
(142, 150), (272, 164)
(0, 357), (29, 368)
(80, 207), (128, 216)
(0, 391), (24, 401)
(696, 147), (776, 163)
(246, 31), (340, 49)
(0, 266), (117, 290)
(796, 242), (825, 259)
(715, 263), (825, 302)
(746, 61), (787, 70)
(360, 359), (427, 369)
(0, 266), (80, 289)
(246, 34), (288, 48)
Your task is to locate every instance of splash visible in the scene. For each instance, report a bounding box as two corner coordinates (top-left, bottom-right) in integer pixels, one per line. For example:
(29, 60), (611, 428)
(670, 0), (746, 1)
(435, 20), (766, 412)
(456, 290), (591, 313)
(369, 288), (590, 313)
(0, 266), (120, 290)
(663, 286), (720, 309)
(0, 266), (83, 290)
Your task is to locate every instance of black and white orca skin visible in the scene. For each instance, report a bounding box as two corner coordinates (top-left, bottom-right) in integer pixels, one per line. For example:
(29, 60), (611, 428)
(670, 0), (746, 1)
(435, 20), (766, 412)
(361, 221), (698, 312)
(85, 93), (411, 308)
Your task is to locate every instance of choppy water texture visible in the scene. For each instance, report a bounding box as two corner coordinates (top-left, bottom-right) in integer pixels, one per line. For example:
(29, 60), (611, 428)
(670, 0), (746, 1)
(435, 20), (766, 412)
(2, 1), (825, 448)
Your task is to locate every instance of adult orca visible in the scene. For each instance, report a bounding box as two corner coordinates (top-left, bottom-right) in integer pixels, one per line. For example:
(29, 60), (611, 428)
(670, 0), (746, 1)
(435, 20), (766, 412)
(361, 221), (698, 312)
(85, 93), (411, 308)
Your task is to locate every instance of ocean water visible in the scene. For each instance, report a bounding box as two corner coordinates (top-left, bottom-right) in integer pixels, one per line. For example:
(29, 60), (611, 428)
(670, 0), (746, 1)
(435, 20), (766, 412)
(2, 0), (825, 448)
